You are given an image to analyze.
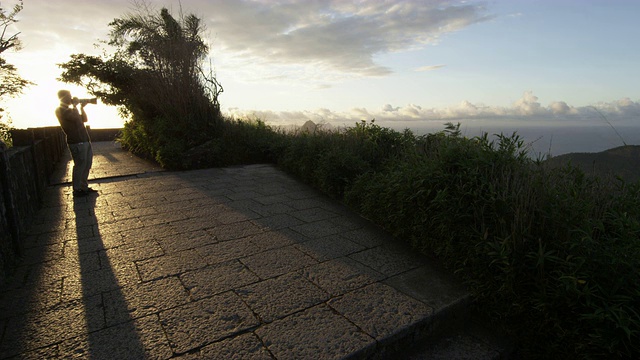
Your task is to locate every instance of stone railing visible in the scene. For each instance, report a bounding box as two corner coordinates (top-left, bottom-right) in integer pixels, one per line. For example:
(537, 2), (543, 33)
(0, 127), (121, 283)
(0, 127), (66, 283)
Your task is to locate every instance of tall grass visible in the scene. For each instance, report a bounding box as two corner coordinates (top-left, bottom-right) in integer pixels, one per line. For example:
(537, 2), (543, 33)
(184, 118), (640, 358)
(341, 123), (640, 358)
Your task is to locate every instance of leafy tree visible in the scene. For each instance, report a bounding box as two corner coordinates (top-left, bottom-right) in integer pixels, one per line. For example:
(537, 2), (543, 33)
(58, 4), (223, 168)
(0, 0), (33, 144)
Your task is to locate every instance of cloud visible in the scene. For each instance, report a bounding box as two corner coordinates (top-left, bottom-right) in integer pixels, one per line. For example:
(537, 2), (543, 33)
(314, 84), (333, 90)
(382, 104), (399, 112)
(549, 101), (574, 115)
(225, 92), (640, 127)
(415, 64), (446, 72)
(12, 0), (133, 55)
(595, 97), (640, 117)
(398, 104), (423, 118)
(12, 1), (487, 83)
(513, 90), (545, 116)
(208, 0), (490, 78)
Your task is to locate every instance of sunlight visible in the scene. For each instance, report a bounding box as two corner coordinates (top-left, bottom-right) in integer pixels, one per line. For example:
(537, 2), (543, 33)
(3, 50), (125, 130)
(5, 81), (124, 130)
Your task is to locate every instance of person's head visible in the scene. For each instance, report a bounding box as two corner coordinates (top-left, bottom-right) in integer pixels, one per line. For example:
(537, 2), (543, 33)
(57, 90), (72, 105)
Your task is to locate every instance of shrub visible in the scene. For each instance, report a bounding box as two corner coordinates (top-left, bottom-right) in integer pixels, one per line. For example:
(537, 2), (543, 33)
(277, 120), (415, 198)
(343, 124), (640, 358)
(179, 117), (286, 169)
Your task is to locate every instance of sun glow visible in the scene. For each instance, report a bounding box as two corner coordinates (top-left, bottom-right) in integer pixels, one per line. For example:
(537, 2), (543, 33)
(5, 78), (124, 130)
(3, 50), (124, 130)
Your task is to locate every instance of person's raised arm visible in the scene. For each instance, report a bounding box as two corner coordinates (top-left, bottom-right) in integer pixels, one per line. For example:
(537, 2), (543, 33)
(80, 104), (88, 123)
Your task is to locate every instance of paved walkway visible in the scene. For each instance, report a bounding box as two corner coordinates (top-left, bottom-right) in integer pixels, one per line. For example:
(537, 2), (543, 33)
(49, 141), (164, 185)
(0, 142), (476, 359)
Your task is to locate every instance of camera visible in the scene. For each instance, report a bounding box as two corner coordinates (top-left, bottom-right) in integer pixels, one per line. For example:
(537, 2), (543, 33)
(72, 97), (98, 106)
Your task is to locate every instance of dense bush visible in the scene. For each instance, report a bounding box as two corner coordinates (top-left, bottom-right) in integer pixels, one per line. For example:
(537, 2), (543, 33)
(180, 118), (285, 168)
(277, 120), (416, 198)
(343, 125), (639, 358)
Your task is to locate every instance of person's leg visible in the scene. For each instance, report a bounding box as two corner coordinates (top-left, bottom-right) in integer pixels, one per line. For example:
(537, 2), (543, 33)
(68, 143), (85, 192)
(80, 142), (93, 190)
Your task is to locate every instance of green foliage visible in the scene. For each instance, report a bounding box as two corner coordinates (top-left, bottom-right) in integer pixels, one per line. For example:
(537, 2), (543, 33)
(278, 120), (416, 198)
(340, 124), (640, 359)
(180, 117), (286, 169)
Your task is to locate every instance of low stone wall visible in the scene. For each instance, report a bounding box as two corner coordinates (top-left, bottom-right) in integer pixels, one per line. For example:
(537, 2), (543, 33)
(89, 127), (122, 142)
(0, 127), (67, 283)
(0, 127), (123, 283)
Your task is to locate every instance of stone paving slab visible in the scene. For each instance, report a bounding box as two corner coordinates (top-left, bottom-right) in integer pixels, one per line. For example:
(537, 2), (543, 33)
(49, 141), (164, 185)
(0, 142), (473, 359)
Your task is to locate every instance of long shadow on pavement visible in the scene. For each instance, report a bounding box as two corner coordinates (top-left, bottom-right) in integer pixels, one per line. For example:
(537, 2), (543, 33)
(68, 193), (147, 359)
(0, 189), (151, 359)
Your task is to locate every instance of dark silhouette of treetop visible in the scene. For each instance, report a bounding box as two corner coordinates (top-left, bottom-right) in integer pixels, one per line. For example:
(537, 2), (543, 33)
(0, 0), (33, 110)
(0, 0), (33, 143)
(58, 4), (223, 168)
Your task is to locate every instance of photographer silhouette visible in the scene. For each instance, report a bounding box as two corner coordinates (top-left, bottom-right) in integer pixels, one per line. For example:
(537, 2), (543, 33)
(55, 90), (98, 197)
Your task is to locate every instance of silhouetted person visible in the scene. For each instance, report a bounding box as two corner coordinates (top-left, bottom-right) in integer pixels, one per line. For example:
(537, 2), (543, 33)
(55, 90), (97, 197)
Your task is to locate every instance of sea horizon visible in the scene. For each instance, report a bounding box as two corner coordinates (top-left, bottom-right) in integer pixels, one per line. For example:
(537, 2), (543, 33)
(388, 119), (640, 158)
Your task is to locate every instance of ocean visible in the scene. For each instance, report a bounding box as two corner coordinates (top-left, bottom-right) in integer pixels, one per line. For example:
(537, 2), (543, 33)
(387, 120), (640, 158)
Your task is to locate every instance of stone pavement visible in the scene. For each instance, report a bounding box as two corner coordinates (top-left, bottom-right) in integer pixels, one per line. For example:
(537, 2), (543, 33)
(0, 141), (499, 359)
(49, 141), (164, 185)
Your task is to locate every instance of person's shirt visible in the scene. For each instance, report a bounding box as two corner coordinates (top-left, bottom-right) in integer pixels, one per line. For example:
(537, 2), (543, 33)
(55, 105), (90, 144)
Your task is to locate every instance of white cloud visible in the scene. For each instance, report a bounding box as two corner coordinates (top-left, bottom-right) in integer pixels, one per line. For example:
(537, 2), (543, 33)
(208, 0), (490, 78)
(512, 90), (545, 116)
(549, 101), (574, 115)
(11, 0), (487, 85)
(415, 64), (446, 72)
(350, 107), (374, 119)
(595, 97), (640, 116)
(398, 104), (423, 118)
(382, 104), (399, 112)
(12, 0), (132, 55)
(225, 92), (640, 127)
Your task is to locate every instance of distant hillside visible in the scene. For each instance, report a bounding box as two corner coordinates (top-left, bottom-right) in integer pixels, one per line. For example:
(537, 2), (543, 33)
(545, 145), (640, 183)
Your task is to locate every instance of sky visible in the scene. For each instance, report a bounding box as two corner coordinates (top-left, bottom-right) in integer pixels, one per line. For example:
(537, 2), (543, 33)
(2, 0), (640, 154)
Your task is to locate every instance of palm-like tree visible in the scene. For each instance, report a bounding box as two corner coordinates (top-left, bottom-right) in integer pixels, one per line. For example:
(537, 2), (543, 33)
(59, 5), (223, 167)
